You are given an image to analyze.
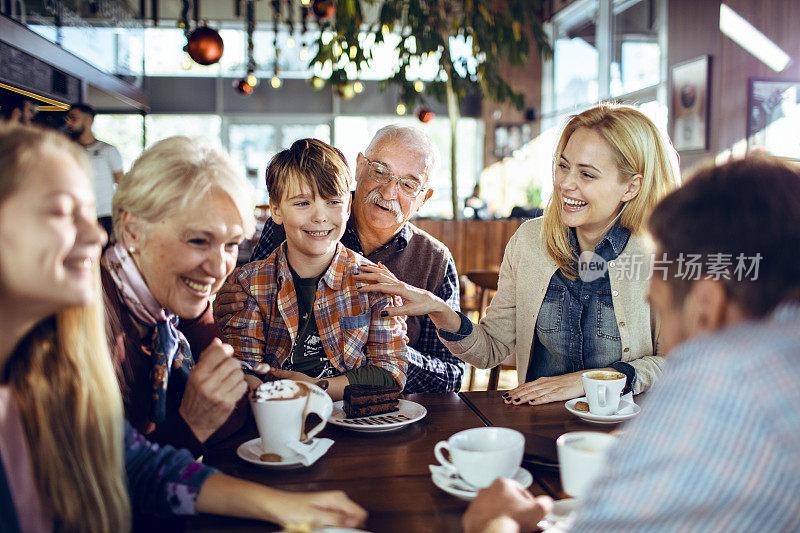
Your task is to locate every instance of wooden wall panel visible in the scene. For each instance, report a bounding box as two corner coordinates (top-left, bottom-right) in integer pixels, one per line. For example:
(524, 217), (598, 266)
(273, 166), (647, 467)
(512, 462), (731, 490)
(668, 0), (800, 173)
(412, 219), (524, 275)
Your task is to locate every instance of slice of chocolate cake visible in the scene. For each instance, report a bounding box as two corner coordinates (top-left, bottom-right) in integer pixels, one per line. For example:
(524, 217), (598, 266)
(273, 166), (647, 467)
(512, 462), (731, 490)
(343, 384), (401, 419)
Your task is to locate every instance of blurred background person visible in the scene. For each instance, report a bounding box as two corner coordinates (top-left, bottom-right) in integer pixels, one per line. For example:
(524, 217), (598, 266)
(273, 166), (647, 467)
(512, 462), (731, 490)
(65, 103), (123, 238)
(0, 94), (35, 125)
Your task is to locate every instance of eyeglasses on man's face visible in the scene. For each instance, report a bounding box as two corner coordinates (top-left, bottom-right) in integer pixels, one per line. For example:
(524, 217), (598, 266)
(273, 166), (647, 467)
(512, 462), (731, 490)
(362, 155), (427, 198)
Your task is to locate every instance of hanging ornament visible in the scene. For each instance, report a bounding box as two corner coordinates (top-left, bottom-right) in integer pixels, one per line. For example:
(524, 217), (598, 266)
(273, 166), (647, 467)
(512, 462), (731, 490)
(233, 78), (254, 95)
(243, 1), (258, 88)
(416, 108), (435, 123)
(312, 0), (336, 20)
(271, 1), (282, 90)
(310, 76), (326, 90)
(396, 102), (407, 115)
(183, 25), (224, 66)
(336, 83), (355, 100)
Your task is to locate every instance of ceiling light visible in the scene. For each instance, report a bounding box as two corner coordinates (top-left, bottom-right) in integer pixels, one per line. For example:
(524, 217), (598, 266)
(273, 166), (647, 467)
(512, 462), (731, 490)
(719, 4), (790, 72)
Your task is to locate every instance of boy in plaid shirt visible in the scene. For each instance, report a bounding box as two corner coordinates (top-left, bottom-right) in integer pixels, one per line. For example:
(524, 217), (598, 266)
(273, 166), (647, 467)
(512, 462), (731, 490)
(223, 139), (407, 400)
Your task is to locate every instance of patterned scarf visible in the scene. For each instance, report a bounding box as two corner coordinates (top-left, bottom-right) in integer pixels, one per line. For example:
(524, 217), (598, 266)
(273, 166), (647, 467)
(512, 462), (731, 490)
(102, 242), (195, 431)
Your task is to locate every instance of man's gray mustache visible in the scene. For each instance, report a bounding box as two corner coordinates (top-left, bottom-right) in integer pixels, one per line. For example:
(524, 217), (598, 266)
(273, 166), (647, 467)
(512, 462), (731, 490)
(364, 189), (403, 223)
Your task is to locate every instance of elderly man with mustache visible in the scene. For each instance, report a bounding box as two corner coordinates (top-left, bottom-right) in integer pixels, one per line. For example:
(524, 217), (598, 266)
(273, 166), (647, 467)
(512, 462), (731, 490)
(214, 125), (464, 392)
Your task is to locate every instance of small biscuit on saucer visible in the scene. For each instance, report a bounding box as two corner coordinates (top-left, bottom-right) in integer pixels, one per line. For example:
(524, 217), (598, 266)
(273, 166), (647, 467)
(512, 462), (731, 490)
(574, 401), (590, 412)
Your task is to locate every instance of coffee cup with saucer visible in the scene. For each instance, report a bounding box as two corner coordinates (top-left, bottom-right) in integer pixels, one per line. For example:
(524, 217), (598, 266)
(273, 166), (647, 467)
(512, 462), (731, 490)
(428, 464), (533, 501)
(242, 379), (334, 468)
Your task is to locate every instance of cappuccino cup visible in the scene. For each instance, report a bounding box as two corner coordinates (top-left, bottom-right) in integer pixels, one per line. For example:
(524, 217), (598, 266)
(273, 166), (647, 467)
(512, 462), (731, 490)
(557, 431), (617, 498)
(433, 427), (525, 489)
(250, 380), (333, 460)
(581, 371), (626, 415)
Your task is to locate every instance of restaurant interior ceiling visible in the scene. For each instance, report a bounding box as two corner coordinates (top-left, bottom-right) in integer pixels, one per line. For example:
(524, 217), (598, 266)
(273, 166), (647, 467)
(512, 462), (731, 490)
(0, 1), (392, 114)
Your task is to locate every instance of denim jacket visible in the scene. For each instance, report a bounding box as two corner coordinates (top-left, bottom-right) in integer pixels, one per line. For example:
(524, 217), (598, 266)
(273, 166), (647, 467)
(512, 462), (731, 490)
(528, 222), (636, 390)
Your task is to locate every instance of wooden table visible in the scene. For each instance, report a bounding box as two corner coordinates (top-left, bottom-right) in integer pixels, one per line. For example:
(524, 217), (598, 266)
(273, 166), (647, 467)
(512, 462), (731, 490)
(185, 393), (553, 532)
(459, 390), (633, 498)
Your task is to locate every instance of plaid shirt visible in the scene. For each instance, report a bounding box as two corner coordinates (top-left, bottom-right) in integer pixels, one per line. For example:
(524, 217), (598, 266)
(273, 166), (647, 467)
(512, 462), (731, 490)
(569, 303), (800, 532)
(251, 216), (463, 393)
(226, 242), (407, 388)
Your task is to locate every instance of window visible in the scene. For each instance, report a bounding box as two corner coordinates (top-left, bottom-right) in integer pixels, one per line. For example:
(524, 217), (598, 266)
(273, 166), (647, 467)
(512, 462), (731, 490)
(611, 0), (662, 97)
(543, 0), (666, 128)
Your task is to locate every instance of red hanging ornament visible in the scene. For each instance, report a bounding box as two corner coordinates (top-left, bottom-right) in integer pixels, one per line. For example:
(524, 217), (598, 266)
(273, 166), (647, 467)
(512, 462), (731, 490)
(233, 78), (254, 95)
(416, 108), (435, 123)
(184, 25), (224, 66)
(312, 0), (336, 20)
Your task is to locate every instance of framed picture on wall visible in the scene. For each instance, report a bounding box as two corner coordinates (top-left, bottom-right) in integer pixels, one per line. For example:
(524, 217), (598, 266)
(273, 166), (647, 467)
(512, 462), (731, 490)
(494, 124), (532, 158)
(747, 78), (800, 160)
(670, 55), (710, 152)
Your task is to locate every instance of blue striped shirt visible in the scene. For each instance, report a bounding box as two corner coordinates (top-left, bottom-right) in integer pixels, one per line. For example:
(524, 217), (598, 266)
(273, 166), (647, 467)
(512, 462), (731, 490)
(571, 303), (800, 532)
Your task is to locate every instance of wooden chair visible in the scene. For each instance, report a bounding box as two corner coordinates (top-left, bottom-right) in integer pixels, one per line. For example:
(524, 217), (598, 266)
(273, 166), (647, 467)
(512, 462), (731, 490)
(464, 270), (516, 390)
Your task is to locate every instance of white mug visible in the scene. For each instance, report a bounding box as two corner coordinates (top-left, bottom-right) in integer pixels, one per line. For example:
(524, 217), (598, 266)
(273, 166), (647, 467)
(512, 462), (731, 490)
(581, 370), (626, 415)
(433, 427), (525, 489)
(250, 380), (333, 459)
(557, 431), (617, 498)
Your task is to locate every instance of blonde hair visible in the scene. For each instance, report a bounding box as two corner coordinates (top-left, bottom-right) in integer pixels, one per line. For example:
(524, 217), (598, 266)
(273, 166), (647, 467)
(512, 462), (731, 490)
(113, 136), (256, 239)
(0, 124), (130, 532)
(542, 103), (681, 278)
(267, 138), (352, 203)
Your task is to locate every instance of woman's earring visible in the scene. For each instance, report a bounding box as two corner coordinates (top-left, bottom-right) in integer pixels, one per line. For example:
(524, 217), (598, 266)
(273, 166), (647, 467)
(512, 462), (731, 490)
(128, 246), (136, 254)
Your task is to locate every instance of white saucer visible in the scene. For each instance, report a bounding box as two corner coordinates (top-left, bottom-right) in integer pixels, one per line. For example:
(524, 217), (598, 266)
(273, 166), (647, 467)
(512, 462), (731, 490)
(538, 498), (579, 530)
(565, 397), (640, 424)
(429, 466), (533, 501)
(236, 437), (330, 469)
(329, 399), (427, 433)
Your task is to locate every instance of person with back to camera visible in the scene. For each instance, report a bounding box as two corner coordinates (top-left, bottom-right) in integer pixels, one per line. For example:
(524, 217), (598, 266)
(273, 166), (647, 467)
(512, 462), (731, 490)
(0, 123), (366, 532)
(357, 103), (680, 404)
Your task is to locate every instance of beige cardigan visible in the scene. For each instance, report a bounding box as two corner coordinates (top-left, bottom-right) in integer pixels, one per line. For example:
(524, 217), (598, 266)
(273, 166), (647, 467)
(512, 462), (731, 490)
(441, 218), (663, 394)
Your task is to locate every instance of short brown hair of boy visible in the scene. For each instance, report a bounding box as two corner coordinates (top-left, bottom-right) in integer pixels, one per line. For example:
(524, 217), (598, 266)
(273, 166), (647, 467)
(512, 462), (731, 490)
(266, 138), (352, 203)
(648, 155), (800, 318)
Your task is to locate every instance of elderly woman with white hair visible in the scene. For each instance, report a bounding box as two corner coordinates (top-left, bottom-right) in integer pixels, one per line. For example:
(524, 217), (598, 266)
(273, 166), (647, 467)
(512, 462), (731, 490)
(103, 136), (258, 456)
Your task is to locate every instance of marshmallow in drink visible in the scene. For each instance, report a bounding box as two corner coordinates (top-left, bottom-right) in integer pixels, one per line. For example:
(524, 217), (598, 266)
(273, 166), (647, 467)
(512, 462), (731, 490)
(251, 379), (303, 402)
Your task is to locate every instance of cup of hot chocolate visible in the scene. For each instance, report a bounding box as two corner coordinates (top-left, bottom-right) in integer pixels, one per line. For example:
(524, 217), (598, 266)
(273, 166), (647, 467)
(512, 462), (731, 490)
(250, 379), (333, 461)
(581, 370), (626, 415)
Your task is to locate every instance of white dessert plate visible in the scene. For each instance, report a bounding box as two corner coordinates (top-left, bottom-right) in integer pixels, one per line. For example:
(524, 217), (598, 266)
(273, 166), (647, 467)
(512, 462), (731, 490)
(328, 399), (427, 433)
(565, 397), (640, 424)
(429, 465), (533, 501)
(236, 437), (330, 469)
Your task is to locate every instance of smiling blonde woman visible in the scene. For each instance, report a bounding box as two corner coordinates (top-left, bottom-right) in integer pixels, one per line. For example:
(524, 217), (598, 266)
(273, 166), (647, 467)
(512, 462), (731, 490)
(358, 103), (680, 405)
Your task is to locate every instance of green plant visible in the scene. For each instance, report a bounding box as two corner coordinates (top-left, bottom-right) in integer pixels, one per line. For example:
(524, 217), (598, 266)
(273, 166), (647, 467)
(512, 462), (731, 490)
(310, 0), (553, 218)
